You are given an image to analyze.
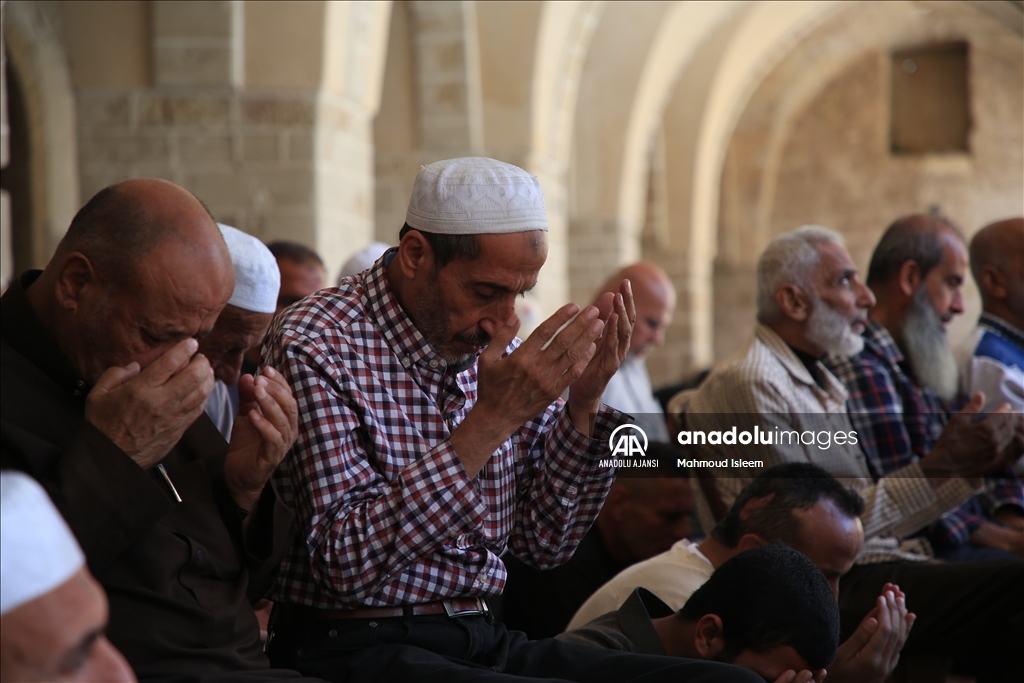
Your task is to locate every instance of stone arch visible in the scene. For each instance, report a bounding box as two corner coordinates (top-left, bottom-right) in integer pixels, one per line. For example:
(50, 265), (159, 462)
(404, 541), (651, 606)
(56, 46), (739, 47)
(2, 0), (80, 272)
(713, 0), (1024, 359)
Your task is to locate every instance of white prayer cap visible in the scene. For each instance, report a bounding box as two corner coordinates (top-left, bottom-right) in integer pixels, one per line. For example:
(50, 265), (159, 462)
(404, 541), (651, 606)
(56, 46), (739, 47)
(217, 224), (281, 315)
(338, 241), (391, 283)
(405, 158), (548, 235)
(1, 471), (85, 616)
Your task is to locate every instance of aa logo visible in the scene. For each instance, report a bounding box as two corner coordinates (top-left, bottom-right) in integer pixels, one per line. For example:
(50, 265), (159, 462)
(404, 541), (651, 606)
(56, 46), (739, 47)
(609, 424), (648, 458)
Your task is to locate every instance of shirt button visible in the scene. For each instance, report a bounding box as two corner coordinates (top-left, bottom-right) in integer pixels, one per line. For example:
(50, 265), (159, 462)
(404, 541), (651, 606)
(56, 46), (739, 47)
(429, 360), (438, 368)
(401, 357), (411, 368)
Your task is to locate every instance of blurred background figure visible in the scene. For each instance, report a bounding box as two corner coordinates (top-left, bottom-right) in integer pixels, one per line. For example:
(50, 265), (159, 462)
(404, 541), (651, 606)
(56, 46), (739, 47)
(1, 470), (136, 683)
(336, 240), (391, 284)
(267, 242), (327, 314)
(595, 262), (677, 442)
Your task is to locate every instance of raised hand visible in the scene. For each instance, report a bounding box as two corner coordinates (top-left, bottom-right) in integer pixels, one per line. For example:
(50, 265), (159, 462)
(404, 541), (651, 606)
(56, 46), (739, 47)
(223, 366), (299, 511)
(826, 583), (915, 683)
(922, 392), (1024, 480)
(566, 278), (635, 432)
(85, 338), (214, 469)
(451, 302), (607, 477)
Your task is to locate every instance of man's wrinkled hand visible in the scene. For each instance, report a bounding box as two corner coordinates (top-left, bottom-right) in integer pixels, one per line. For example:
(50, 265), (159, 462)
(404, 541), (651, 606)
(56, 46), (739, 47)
(826, 584), (914, 683)
(566, 278), (635, 432)
(922, 393), (1023, 480)
(770, 669), (826, 683)
(224, 366), (298, 511)
(84, 338), (214, 470)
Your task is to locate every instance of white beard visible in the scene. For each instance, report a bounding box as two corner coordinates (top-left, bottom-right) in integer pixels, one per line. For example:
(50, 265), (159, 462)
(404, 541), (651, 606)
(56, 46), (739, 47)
(806, 297), (865, 358)
(899, 286), (959, 401)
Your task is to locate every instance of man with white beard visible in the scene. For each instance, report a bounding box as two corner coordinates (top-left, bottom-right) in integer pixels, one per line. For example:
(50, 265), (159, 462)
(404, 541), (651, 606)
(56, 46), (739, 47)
(682, 225), (1024, 683)
(825, 214), (1024, 562)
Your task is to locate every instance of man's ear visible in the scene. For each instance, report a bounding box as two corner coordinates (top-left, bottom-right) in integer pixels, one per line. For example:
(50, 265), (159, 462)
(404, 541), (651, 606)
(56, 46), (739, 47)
(775, 284), (810, 322)
(736, 533), (768, 551)
(980, 265), (1007, 300)
(693, 614), (727, 660)
(896, 260), (922, 298)
(54, 252), (96, 312)
(395, 230), (433, 281)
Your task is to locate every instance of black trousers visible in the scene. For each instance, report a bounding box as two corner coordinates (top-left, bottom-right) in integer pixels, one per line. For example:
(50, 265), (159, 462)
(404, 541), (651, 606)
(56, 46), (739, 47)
(838, 559), (1024, 683)
(266, 611), (759, 683)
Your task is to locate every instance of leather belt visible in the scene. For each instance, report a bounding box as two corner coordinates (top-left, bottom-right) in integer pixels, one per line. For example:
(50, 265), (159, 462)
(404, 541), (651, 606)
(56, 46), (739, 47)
(275, 597), (490, 624)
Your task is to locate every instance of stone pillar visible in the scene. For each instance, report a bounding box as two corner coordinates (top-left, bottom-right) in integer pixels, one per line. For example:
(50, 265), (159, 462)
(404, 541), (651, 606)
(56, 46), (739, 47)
(152, 1), (243, 88)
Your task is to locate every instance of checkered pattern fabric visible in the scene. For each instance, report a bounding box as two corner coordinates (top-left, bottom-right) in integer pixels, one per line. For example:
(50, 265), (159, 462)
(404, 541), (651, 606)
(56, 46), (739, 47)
(265, 255), (618, 608)
(825, 319), (1023, 548)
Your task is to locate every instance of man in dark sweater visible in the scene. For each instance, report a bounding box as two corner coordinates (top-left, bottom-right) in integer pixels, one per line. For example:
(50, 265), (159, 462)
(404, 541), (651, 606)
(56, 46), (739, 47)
(0, 178), (311, 682)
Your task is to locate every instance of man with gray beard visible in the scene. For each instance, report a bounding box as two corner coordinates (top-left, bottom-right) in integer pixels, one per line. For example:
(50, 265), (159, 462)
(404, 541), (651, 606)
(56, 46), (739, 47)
(825, 214), (1024, 561)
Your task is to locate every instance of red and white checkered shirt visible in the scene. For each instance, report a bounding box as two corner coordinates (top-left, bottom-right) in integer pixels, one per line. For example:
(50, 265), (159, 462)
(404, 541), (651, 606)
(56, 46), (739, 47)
(265, 255), (620, 609)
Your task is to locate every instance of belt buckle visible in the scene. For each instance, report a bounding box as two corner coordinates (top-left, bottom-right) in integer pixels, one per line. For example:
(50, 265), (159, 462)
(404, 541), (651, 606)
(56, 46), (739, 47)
(443, 598), (488, 618)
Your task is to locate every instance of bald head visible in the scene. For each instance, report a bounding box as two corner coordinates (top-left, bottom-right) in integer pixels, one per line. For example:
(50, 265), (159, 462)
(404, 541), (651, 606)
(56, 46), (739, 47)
(970, 217), (1024, 329)
(56, 178), (227, 285)
(28, 179), (234, 383)
(596, 262), (676, 356)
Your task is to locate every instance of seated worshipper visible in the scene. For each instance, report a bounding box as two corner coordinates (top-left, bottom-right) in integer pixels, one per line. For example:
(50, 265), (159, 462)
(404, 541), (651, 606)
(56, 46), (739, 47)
(0, 179), (313, 683)
(560, 544), (841, 683)
(594, 262), (677, 442)
(824, 214), (1024, 561)
(571, 463), (912, 683)
(500, 446), (693, 639)
(202, 224), (280, 438)
(684, 225), (1024, 683)
(263, 157), (760, 683)
(1, 471), (135, 683)
(956, 217), (1024, 451)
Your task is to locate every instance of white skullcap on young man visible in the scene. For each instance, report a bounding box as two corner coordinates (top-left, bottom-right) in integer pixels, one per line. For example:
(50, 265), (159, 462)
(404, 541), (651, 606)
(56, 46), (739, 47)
(1, 471), (85, 616)
(405, 157), (548, 235)
(338, 241), (392, 283)
(217, 224), (281, 315)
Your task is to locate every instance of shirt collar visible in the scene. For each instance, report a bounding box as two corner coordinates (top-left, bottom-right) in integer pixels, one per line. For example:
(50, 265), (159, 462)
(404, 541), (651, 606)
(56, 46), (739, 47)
(615, 588), (673, 657)
(980, 313), (1024, 350)
(0, 270), (90, 398)
(755, 323), (849, 403)
(862, 318), (905, 364)
(361, 250), (471, 377)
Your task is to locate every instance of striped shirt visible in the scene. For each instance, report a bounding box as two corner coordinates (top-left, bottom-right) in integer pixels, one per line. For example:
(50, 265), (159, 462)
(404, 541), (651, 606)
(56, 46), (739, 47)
(264, 255), (618, 608)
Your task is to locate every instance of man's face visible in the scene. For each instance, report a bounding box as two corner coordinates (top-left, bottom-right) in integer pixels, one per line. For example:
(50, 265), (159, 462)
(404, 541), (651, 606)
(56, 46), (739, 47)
(727, 644), (812, 683)
(616, 479), (695, 563)
(276, 258), (326, 314)
(410, 231), (547, 373)
(790, 498), (864, 598)
(805, 242), (875, 357)
(631, 282), (675, 358)
(919, 231), (967, 329)
(197, 305), (274, 385)
(69, 242), (231, 383)
(0, 569), (135, 683)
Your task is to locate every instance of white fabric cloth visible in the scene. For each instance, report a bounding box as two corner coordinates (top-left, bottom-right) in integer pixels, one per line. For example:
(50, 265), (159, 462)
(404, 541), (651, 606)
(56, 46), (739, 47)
(956, 317), (1024, 414)
(204, 379), (234, 440)
(217, 224), (280, 314)
(338, 242), (391, 282)
(406, 158), (548, 234)
(1, 471), (85, 615)
(567, 540), (713, 630)
(686, 324), (975, 563)
(601, 354), (669, 442)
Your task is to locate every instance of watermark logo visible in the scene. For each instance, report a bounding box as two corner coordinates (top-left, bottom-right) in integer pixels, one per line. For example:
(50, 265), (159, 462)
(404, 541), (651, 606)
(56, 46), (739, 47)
(609, 423), (648, 458)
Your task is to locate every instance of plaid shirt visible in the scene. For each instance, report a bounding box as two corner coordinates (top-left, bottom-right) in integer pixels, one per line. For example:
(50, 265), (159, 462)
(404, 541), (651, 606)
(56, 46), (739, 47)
(825, 319), (1023, 547)
(264, 255), (618, 609)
